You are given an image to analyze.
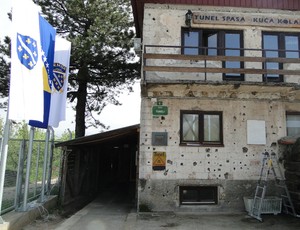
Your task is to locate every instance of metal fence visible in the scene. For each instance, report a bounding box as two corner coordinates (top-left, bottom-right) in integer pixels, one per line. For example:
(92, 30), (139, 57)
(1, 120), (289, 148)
(0, 134), (62, 214)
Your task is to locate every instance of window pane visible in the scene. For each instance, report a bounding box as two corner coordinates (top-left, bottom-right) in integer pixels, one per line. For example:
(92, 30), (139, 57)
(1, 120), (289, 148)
(198, 187), (217, 203)
(182, 114), (199, 141)
(204, 32), (217, 56)
(204, 114), (220, 142)
(286, 114), (300, 136)
(263, 34), (279, 78)
(184, 31), (199, 55)
(285, 36), (299, 58)
(225, 33), (241, 77)
(181, 189), (198, 202)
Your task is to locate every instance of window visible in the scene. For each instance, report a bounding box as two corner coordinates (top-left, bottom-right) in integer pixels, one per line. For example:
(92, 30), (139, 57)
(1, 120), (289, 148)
(182, 29), (244, 80)
(183, 31), (200, 55)
(262, 32), (300, 82)
(180, 186), (218, 205)
(286, 112), (300, 136)
(224, 33), (242, 80)
(204, 31), (217, 56)
(180, 111), (223, 146)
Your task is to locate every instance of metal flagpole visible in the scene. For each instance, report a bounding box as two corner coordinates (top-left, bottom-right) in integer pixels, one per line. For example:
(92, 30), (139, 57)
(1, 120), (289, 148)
(40, 127), (50, 202)
(47, 127), (55, 195)
(22, 126), (35, 211)
(14, 140), (26, 211)
(0, 117), (10, 223)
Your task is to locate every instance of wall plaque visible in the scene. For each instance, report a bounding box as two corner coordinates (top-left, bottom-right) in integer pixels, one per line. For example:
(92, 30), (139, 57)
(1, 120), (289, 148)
(193, 12), (300, 28)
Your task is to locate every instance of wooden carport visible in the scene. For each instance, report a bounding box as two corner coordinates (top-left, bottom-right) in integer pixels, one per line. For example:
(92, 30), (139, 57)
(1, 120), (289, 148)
(55, 124), (140, 207)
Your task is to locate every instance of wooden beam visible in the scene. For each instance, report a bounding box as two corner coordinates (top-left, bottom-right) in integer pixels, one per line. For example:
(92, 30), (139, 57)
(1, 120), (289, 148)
(143, 66), (300, 75)
(143, 53), (300, 64)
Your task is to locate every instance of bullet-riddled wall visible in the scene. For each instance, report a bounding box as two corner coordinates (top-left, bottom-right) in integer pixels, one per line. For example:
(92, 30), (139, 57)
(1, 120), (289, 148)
(138, 4), (300, 212)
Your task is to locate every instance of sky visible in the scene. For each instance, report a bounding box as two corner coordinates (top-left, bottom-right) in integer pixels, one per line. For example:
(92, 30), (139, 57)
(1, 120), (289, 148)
(0, 0), (141, 136)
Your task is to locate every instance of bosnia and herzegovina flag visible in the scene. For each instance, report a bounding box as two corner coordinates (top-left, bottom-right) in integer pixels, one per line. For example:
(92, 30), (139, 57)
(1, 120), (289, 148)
(28, 15), (56, 129)
(9, 0), (46, 122)
(9, 0), (56, 128)
(48, 37), (71, 128)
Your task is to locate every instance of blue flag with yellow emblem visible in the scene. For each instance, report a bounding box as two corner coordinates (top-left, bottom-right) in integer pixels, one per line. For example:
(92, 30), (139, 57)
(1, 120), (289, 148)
(29, 15), (56, 129)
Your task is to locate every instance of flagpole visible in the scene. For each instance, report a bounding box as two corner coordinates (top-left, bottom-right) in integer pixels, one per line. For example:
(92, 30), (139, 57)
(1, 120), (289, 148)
(0, 109), (11, 223)
(47, 126), (55, 195)
(22, 126), (35, 211)
(40, 127), (50, 202)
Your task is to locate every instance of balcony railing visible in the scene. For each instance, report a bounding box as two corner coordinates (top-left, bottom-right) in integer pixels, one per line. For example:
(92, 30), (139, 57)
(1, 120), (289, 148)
(142, 45), (300, 84)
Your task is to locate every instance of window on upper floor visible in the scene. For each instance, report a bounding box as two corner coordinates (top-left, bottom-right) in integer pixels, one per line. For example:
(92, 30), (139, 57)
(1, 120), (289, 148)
(262, 32), (300, 82)
(180, 110), (223, 146)
(286, 112), (300, 136)
(182, 29), (244, 81)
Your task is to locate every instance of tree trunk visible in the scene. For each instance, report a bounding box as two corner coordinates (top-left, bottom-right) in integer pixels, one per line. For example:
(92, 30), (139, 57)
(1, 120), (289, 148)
(75, 68), (88, 138)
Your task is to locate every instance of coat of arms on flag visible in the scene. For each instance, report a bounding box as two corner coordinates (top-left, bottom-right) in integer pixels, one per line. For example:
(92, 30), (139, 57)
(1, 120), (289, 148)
(16, 33), (38, 70)
(48, 37), (71, 128)
(53, 63), (67, 93)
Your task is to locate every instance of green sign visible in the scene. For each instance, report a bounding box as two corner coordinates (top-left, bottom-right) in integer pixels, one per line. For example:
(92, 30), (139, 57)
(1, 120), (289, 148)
(152, 105), (168, 115)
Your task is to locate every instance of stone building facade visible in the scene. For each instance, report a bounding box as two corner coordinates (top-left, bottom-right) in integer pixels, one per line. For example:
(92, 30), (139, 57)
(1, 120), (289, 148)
(132, 1), (300, 212)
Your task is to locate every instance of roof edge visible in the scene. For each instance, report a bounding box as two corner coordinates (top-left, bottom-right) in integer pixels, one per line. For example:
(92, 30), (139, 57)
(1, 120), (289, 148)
(55, 124), (140, 147)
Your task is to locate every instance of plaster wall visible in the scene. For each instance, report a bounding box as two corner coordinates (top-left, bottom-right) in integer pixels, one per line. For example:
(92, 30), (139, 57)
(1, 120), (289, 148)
(139, 95), (291, 182)
(138, 90), (300, 211)
(143, 4), (300, 83)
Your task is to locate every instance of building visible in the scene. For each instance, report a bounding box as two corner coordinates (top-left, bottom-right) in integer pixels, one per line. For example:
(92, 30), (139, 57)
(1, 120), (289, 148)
(131, 0), (300, 212)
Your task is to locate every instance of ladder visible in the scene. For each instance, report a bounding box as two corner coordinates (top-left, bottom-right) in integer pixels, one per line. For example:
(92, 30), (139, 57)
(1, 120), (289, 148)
(250, 151), (299, 221)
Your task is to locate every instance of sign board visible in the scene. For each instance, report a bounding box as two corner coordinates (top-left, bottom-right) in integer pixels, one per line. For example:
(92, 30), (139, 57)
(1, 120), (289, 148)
(152, 132), (168, 146)
(152, 105), (168, 116)
(247, 120), (266, 145)
(193, 12), (300, 28)
(152, 151), (166, 171)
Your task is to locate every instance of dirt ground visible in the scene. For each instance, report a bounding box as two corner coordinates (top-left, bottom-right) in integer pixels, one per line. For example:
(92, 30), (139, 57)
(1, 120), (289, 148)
(22, 197), (91, 230)
(22, 210), (65, 230)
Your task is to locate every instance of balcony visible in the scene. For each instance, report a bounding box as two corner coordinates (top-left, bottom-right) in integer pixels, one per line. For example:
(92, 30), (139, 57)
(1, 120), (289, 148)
(142, 45), (300, 86)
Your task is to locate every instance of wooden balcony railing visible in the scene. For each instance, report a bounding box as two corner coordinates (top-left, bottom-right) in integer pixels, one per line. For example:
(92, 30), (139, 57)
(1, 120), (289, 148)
(142, 45), (300, 84)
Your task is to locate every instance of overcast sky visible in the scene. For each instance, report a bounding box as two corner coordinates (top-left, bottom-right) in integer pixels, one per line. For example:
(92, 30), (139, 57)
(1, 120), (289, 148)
(0, 0), (141, 136)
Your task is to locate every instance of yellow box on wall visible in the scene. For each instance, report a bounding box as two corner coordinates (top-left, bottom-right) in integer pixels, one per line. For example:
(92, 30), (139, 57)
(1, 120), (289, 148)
(152, 151), (166, 171)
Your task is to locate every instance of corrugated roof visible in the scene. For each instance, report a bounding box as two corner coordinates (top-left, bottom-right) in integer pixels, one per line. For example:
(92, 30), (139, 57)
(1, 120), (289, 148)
(55, 124), (140, 147)
(132, 0), (300, 37)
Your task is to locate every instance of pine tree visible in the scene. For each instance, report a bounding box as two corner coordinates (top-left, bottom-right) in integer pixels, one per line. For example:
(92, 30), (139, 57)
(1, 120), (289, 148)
(0, 36), (10, 107)
(35, 0), (140, 137)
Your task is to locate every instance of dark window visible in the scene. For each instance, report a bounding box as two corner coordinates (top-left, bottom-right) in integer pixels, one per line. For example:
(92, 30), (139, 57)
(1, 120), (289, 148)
(182, 29), (244, 81)
(224, 33), (243, 80)
(262, 32), (300, 82)
(180, 111), (223, 146)
(286, 112), (300, 136)
(180, 186), (218, 205)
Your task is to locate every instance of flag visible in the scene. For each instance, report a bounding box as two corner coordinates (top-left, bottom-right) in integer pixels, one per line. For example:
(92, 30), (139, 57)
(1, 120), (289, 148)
(48, 37), (71, 128)
(29, 15), (56, 128)
(9, 0), (45, 121)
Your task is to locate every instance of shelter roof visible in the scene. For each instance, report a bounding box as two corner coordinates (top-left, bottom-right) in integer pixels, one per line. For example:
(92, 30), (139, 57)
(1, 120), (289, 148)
(55, 124), (140, 147)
